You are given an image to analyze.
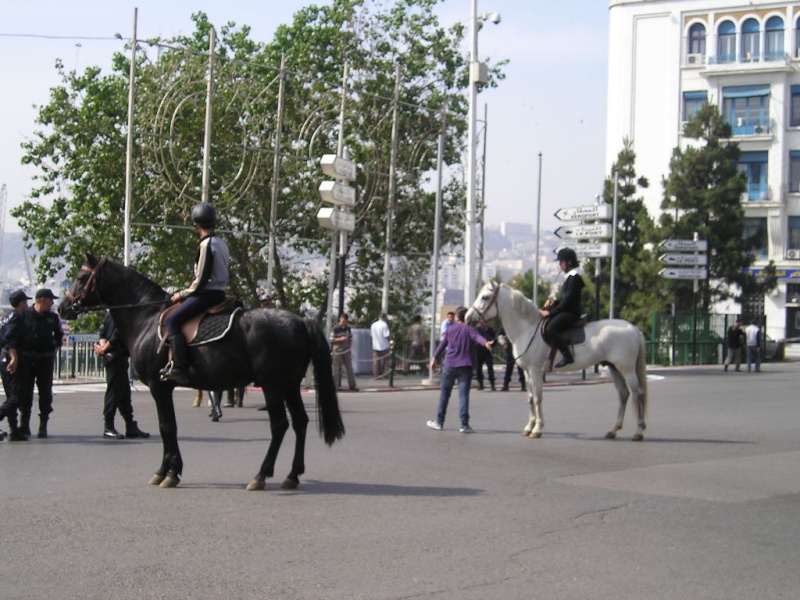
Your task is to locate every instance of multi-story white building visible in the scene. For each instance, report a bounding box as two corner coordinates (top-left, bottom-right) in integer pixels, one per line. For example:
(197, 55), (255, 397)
(607, 0), (800, 340)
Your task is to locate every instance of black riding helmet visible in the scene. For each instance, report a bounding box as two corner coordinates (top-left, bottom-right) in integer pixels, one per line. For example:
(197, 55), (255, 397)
(191, 202), (217, 229)
(556, 247), (579, 267)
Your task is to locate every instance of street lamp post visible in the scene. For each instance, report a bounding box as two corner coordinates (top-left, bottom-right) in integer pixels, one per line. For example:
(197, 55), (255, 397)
(464, 0), (500, 306)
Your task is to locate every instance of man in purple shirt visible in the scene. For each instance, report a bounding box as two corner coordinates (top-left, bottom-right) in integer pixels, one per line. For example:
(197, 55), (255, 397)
(427, 306), (493, 433)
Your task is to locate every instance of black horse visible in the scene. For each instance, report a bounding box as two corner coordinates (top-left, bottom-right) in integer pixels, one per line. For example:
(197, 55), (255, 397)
(58, 254), (344, 490)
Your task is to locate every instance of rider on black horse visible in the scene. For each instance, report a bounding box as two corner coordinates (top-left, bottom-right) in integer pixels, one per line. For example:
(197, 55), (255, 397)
(539, 247), (585, 369)
(160, 202), (230, 386)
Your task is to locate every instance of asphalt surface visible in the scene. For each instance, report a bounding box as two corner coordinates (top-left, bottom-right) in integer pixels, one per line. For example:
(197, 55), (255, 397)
(2, 362), (800, 599)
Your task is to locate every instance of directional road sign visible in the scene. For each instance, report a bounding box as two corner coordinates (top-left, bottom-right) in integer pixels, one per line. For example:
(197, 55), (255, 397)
(660, 253), (708, 266)
(320, 154), (357, 182)
(556, 243), (612, 258)
(318, 180), (356, 207)
(317, 206), (355, 232)
(554, 204), (612, 222)
(660, 239), (708, 252)
(659, 267), (708, 280)
(554, 223), (612, 240)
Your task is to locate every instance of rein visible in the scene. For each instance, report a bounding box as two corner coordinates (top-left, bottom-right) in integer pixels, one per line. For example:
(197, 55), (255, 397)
(511, 320), (542, 364)
(477, 283), (540, 365)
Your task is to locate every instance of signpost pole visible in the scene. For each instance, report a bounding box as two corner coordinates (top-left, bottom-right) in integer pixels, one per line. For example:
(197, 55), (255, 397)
(609, 174), (619, 319)
(692, 231), (699, 365)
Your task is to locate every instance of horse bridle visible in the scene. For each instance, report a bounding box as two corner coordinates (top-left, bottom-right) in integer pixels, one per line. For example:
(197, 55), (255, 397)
(64, 257), (170, 313)
(472, 283), (501, 324)
(65, 258), (107, 313)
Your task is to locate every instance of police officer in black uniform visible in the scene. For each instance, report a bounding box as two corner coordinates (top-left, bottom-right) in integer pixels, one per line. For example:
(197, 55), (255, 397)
(0, 290), (32, 441)
(94, 310), (150, 440)
(19, 288), (63, 438)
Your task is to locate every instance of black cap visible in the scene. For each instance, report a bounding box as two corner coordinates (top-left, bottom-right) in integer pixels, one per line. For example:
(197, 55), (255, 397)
(9, 289), (31, 307)
(35, 288), (58, 300)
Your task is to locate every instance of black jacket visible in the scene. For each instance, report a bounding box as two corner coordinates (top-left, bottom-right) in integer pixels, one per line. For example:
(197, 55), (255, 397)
(548, 271), (585, 318)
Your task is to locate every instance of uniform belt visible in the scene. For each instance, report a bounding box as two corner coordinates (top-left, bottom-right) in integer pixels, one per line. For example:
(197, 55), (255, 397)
(21, 350), (56, 358)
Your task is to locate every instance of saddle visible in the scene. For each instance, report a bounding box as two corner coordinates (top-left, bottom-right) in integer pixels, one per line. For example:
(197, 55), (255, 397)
(542, 314), (588, 371)
(158, 297), (242, 350)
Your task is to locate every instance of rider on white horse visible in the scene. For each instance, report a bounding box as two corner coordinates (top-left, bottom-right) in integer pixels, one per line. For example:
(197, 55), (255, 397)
(539, 247), (585, 369)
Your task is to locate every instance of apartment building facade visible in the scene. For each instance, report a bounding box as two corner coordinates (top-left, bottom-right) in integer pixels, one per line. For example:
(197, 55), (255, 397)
(607, 0), (800, 340)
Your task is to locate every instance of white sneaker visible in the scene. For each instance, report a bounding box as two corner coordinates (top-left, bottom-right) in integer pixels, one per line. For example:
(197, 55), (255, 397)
(459, 425), (475, 434)
(426, 420), (443, 431)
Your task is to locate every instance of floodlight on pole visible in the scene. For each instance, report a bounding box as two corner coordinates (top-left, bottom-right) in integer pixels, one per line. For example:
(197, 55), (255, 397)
(464, 0), (500, 306)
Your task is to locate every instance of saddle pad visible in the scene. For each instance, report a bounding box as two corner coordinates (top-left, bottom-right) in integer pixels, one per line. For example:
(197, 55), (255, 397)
(189, 308), (242, 346)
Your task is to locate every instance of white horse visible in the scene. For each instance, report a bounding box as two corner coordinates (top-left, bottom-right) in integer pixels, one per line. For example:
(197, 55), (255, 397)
(466, 281), (648, 441)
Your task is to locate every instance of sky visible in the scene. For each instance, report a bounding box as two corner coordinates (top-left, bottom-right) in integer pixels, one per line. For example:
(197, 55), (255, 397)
(0, 0), (610, 235)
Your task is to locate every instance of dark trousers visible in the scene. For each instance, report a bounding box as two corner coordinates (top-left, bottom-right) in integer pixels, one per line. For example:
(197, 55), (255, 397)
(103, 358), (134, 426)
(19, 355), (55, 421)
(547, 313), (578, 352)
(165, 291), (226, 338)
(475, 348), (495, 388)
(0, 359), (21, 421)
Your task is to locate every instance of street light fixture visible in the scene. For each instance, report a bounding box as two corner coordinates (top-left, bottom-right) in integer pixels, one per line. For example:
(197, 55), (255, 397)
(464, 0), (501, 306)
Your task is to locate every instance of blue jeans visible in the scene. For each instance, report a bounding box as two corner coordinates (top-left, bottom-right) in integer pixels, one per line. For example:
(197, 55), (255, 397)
(165, 291), (225, 338)
(746, 346), (761, 372)
(435, 366), (473, 427)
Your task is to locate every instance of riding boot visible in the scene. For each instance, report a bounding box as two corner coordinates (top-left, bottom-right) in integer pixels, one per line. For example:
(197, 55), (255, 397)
(37, 415), (48, 439)
(554, 336), (574, 369)
(124, 420), (150, 439)
(161, 334), (190, 386)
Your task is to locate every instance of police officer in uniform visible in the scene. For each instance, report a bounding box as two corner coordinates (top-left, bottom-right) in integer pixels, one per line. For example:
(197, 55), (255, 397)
(19, 288), (63, 438)
(94, 311), (150, 439)
(160, 202), (230, 386)
(540, 248), (585, 369)
(0, 290), (32, 441)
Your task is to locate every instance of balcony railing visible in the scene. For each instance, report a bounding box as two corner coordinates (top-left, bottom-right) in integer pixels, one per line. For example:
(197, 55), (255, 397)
(727, 117), (773, 137)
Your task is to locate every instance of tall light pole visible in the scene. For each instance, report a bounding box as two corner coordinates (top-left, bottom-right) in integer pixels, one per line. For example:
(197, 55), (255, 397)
(464, 0), (501, 306)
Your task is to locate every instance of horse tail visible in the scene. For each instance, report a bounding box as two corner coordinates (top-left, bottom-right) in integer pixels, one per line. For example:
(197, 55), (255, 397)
(305, 319), (345, 446)
(636, 330), (648, 417)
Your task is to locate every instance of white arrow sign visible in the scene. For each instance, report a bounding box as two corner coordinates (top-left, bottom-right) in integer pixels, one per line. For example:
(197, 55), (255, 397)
(659, 267), (708, 280)
(554, 204), (612, 222)
(556, 243), (612, 258)
(320, 154), (357, 182)
(660, 239), (708, 252)
(317, 206), (355, 232)
(318, 180), (356, 207)
(660, 253), (708, 266)
(554, 223), (612, 239)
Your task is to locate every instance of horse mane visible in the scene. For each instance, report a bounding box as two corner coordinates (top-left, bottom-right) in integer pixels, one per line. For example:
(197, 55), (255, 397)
(504, 284), (540, 321)
(103, 258), (169, 301)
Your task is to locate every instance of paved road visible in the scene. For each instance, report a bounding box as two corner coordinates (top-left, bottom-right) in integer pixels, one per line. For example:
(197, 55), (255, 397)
(2, 363), (799, 599)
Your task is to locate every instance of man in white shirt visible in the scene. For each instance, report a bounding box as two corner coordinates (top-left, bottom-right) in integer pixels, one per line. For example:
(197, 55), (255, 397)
(744, 322), (761, 373)
(370, 313), (392, 376)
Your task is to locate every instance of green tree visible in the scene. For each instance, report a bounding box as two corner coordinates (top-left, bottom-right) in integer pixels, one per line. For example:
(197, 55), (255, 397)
(598, 138), (667, 334)
(13, 1), (506, 326)
(660, 103), (776, 311)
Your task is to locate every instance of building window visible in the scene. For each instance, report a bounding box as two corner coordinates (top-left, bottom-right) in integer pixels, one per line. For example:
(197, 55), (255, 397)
(765, 16), (785, 60)
(744, 217), (768, 259)
(683, 91), (707, 123)
(796, 16), (800, 58)
(723, 85), (769, 135)
(786, 283), (800, 303)
(742, 18), (761, 61)
(738, 152), (768, 201)
(718, 20), (736, 63)
(789, 151), (800, 193)
(791, 87), (800, 127)
(688, 23), (706, 56)
(788, 217), (800, 249)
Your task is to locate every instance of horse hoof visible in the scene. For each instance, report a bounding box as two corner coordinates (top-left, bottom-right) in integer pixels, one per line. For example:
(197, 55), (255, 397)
(211, 413), (220, 422)
(528, 431), (542, 439)
(605, 431), (617, 439)
(632, 433), (644, 442)
(149, 474), (165, 486)
(281, 477), (299, 490)
(159, 476), (179, 488)
(521, 430), (532, 437)
(246, 478), (265, 491)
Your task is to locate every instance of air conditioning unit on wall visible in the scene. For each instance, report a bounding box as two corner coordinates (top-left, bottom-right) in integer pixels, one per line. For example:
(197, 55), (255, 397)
(686, 53), (704, 65)
(786, 248), (800, 259)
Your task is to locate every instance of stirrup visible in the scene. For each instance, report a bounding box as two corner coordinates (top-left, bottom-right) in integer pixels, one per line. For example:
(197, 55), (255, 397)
(159, 361), (175, 381)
